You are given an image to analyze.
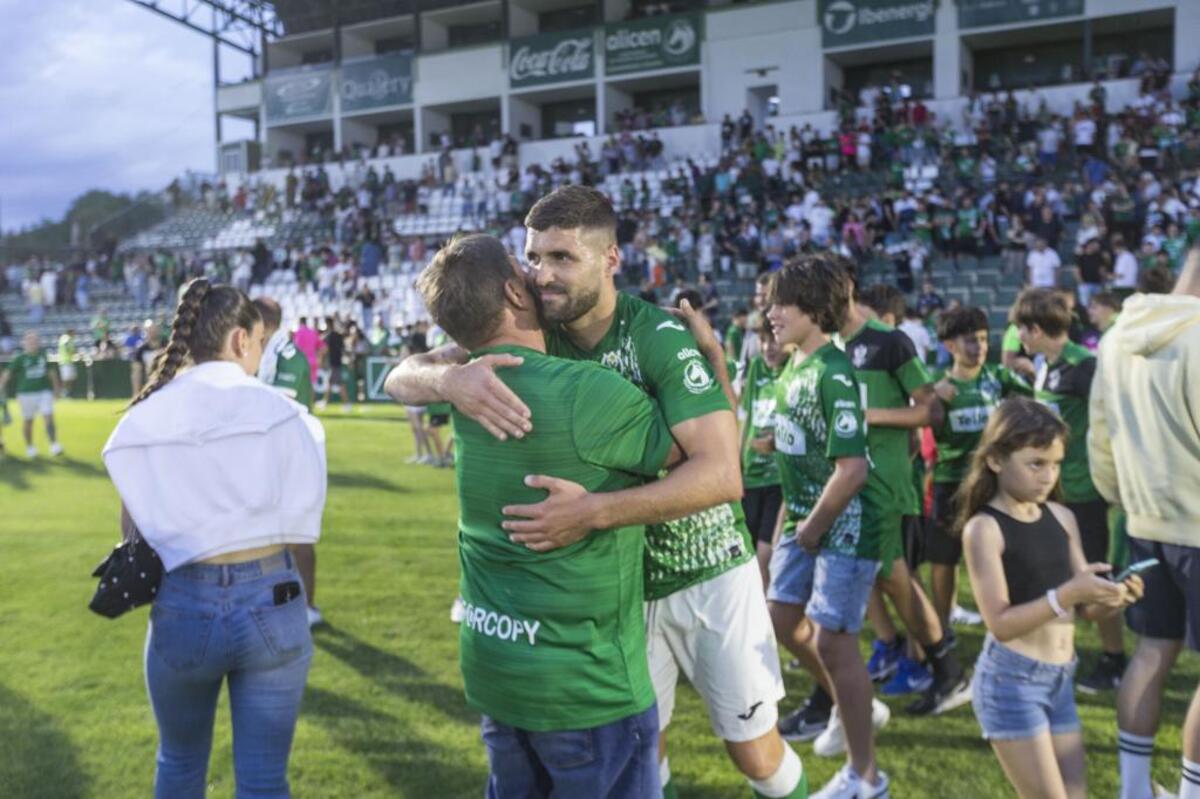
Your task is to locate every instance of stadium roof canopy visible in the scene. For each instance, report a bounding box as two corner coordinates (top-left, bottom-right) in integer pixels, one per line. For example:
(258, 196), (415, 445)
(125, 1), (415, 56)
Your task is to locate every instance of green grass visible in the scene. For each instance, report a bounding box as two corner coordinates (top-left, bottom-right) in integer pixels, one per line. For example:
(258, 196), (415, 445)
(0, 400), (1196, 797)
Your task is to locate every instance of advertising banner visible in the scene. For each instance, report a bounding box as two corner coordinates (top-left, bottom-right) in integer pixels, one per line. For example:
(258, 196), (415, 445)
(957, 0), (1084, 30)
(819, 0), (935, 48)
(510, 29), (595, 88)
(265, 65), (333, 124)
(604, 13), (702, 76)
(340, 52), (414, 112)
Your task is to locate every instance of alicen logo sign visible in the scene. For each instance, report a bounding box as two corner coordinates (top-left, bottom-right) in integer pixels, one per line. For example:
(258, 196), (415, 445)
(819, 0), (935, 48)
(605, 13), (702, 76)
(340, 53), (414, 112)
(509, 31), (594, 88)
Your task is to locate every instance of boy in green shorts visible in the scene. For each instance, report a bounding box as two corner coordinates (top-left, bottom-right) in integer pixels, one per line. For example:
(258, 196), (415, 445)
(1013, 288), (1127, 693)
(0, 331), (63, 458)
(927, 307), (1031, 627)
(765, 255), (886, 798)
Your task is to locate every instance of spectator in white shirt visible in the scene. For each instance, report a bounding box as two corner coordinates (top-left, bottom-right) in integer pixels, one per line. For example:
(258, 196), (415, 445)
(1111, 233), (1140, 294)
(1027, 237), (1062, 288)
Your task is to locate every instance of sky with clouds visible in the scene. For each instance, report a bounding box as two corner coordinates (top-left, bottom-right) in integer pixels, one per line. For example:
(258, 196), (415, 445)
(0, 0), (254, 232)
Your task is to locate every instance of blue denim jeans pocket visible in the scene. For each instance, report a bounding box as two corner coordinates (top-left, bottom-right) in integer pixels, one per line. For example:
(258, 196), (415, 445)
(250, 594), (309, 661)
(149, 604), (216, 671)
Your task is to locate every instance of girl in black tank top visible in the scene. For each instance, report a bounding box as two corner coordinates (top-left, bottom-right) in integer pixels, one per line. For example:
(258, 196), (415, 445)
(953, 398), (1144, 798)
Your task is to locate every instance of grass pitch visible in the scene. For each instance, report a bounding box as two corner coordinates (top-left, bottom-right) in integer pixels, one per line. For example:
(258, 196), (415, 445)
(0, 400), (1195, 798)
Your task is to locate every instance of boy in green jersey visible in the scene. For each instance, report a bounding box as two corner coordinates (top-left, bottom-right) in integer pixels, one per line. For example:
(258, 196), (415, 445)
(739, 322), (787, 587)
(927, 307), (1032, 628)
(418, 234), (681, 796)
(57, 329), (78, 397)
(1012, 288), (1127, 692)
(765, 256), (888, 799)
(839, 267), (970, 717)
(254, 298), (323, 628)
(388, 186), (807, 799)
(0, 331), (62, 458)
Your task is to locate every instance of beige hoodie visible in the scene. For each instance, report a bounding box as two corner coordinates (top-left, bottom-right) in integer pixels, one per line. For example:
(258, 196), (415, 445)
(1089, 293), (1200, 547)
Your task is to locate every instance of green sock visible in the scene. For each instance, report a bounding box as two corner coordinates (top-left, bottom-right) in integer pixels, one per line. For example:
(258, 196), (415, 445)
(663, 778), (679, 799)
(750, 767), (808, 799)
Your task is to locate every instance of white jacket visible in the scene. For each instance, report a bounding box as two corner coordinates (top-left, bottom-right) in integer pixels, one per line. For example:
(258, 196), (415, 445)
(1089, 294), (1200, 547)
(103, 360), (327, 570)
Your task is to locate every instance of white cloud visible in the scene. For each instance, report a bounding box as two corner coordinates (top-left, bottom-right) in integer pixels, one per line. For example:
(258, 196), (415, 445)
(0, 0), (248, 232)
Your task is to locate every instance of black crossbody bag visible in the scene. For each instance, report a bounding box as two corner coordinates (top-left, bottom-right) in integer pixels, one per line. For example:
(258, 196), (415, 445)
(88, 508), (163, 619)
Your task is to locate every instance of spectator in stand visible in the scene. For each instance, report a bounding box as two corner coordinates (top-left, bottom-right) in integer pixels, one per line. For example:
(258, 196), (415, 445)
(1111, 233), (1140, 299)
(1027, 237), (1062, 289)
(1074, 237), (1110, 307)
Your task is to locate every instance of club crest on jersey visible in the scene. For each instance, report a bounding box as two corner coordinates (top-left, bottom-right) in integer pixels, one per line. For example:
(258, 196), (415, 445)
(1047, 370), (1061, 392)
(834, 409), (859, 438)
(683, 359), (713, 394)
(851, 345), (869, 369)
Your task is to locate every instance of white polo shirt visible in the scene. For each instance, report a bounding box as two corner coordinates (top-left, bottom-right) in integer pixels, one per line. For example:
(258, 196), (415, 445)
(1027, 248), (1062, 288)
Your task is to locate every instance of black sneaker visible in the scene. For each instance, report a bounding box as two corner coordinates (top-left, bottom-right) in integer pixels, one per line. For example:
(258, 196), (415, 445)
(1077, 653), (1127, 695)
(778, 699), (831, 742)
(906, 672), (972, 716)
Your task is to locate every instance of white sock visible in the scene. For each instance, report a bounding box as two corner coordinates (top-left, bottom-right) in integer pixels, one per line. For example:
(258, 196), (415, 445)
(1180, 757), (1200, 799)
(748, 743), (803, 798)
(1118, 730), (1155, 799)
(659, 757), (671, 789)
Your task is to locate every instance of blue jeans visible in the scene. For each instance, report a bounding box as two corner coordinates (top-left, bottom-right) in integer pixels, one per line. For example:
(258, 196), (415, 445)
(767, 536), (880, 633)
(145, 550), (312, 799)
(481, 704), (661, 798)
(971, 635), (1079, 741)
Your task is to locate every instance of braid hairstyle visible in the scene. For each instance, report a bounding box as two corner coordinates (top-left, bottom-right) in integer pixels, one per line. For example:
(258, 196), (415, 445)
(129, 278), (261, 407)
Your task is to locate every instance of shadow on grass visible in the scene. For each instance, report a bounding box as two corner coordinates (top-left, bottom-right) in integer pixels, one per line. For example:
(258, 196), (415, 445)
(0, 455), (107, 492)
(327, 471), (411, 493)
(313, 625), (477, 725)
(303, 684), (486, 795)
(0, 683), (88, 798)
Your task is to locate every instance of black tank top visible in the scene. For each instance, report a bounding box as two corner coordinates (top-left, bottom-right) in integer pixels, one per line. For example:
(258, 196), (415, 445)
(981, 504), (1074, 606)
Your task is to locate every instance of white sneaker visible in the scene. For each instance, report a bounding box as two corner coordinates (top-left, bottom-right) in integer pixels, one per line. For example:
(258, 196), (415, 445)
(405, 454), (423, 464)
(950, 605), (983, 626)
(812, 764), (890, 799)
(418, 454), (437, 465)
(813, 699), (892, 757)
(341, 403), (352, 413)
(49, 442), (63, 456)
(450, 596), (466, 623)
(306, 606), (325, 627)
(25, 446), (37, 459)
(316, 400), (328, 410)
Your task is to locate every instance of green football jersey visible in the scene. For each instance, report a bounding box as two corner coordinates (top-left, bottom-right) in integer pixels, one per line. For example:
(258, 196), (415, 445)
(773, 342), (871, 557)
(1034, 340), (1100, 502)
(455, 344), (673, 732)
(932, 364), (1032, 483)
(548, 292), (753, 601)
(843, 319), (932, 517)
(739, 356), (782, 489)
(271, 343), (314, 410)
(6, 352), (52, 394)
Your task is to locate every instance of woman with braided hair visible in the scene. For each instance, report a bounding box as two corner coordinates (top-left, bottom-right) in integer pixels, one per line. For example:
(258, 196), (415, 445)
(102, 278), (327, 799)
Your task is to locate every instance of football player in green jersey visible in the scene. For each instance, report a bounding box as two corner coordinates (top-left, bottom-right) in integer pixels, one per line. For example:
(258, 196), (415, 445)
(838, 265), (970, 718)
(1012, 288), (1127, 693)
(765, 257), (889, 799)
(419, 234), (682, 796)
(387, 186), (806, 799)
(928, 307), (1032, 629)
(0, 331), (63, 458)
(739, 321), (788, 588)
(254, 298), (322, 627)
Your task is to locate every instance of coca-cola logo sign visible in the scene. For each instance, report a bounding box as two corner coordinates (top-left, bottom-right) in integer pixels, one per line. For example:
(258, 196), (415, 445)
(509, 34), (594, 87)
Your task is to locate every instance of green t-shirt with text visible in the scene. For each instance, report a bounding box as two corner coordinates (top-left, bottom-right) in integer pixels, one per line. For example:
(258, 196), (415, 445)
(739, 356), (782, 489)
(6, 352), (52, 394)
(271, 342), (314, 411)
(773, 342), (871, 557)
(548, 293), (753, 600)
(932, 364), (1032, 483)
(843, 319), (932, 519)
(455, 345), (673, 731)
(1034, 340), (1100, 502)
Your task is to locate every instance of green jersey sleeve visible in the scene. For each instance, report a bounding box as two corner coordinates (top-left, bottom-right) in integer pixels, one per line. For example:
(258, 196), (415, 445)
(572, 367), (674, 478)
(891, 334), (933, 395)
(820, 361), (868, 460)
(638, 320), (729, 428)
(999, 366), (1033, 397)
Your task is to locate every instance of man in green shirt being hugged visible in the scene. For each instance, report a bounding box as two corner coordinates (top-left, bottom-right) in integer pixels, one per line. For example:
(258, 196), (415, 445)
(419, 234), (681, 797)
(0, 331), (63, 458)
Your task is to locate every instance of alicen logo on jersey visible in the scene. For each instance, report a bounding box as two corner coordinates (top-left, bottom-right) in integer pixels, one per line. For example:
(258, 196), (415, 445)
(851, 344), (869, 369)
(1047, 370), (1061, 392)
(834, 409), (859, 438)
(683, 359), (714, 394)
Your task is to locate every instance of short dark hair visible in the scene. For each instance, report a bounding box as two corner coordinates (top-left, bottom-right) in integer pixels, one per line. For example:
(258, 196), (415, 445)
(766, 254), (851, 334)
(524, 185), (617, 239)
(1011, 288), (1071, 338)
(253, 297), (283, 333)
(674, 288), (703, 309)
(859, 283), (906, 322)
(733, 307), (749, 318)
(1089, 291), (1122, 312)
(1138, 265), (1175, 294)
(938, 306), (989, 341)
(417, 234), (515, 350)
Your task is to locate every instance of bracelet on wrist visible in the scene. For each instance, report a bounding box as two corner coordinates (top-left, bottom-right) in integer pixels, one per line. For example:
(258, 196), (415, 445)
(1046, 588), (1069, 618)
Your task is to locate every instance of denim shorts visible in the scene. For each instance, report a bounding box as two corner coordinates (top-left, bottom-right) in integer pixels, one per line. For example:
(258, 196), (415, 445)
(766, 535), (880, 633)
(971, 635), (1080, 741)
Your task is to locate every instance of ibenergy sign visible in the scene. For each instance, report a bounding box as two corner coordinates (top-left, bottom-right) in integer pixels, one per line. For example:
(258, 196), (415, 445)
(820, 0), (935, 48)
